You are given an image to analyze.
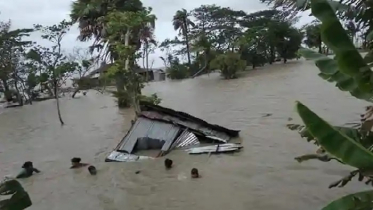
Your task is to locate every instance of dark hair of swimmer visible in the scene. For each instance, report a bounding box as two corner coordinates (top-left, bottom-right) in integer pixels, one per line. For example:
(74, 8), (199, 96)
(70, 157), (88, 169)
(71, 157), (81, 163)
(88, 166), (97, 175)
(22, 161), (33, 169)
(191, 168), (199, 178)
(164, 158), (173, 169)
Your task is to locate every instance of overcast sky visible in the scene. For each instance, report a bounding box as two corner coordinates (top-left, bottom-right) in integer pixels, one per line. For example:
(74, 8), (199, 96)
(0, 0), (313, 68)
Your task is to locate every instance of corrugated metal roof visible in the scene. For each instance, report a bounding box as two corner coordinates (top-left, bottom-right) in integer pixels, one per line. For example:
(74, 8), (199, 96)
(139, 102), (240, 138)
(171, 129), (200, 149)
(140, 111), (231, 141)
(117, 117), (181, 153)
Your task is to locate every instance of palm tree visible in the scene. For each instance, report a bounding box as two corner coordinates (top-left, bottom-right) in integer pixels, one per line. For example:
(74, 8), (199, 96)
(70, 0), (155, 102)
(140, 24), (157, 81)
(70, 0), (145, 59)
(172, 9), (195, 66)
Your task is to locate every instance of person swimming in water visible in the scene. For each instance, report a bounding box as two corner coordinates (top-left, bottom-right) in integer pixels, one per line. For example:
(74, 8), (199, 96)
(16, 161), (40, 179)
(164, 158), (173, 169)
(191, 168), (200, 178)
(88, 166), (97, 175)
(70, 157), (88, 169)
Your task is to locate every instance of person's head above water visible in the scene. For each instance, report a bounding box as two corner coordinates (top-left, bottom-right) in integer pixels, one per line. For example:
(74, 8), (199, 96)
(70, 157), (89, 169)
(22, 161), (33, 169)
(164, 158), (173, 169)
(88, 166), (97, 175)
(71, 157), (81, 163)
(191, 168), (199, 178)
(71, 157), (82, 167)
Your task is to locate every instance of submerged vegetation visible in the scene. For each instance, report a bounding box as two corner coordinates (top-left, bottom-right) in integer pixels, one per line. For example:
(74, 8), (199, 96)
(160, 6), (303, 79)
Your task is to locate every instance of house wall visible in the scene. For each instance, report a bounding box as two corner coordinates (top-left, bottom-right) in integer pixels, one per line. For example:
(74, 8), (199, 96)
(153, 71), (166, 81)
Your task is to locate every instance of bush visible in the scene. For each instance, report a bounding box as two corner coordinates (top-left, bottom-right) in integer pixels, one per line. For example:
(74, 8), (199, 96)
(111, 90), (162, 108)
(166, 64), (189, 80)
(110, 90), (131, 108)
(139, 93), (162, 105)
(210, 52), (246, 79)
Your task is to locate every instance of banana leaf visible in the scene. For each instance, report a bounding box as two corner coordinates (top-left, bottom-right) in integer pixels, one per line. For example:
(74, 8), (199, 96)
(299, 49), (373, 101)
(287, 123), (373, 149)
(310, 0), (373, 94)
(321, 190), (373, 210)
(296, 101), (373, 169)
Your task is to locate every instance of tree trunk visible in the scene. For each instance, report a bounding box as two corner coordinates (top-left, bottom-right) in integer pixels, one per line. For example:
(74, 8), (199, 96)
(205, 49), (211, 72)
(184, 22), (192, 66)
(18, 79), (31, 105)
(125, 30), (141, 115)
(14, 80), (23, 106)
(27, 89), (33, 105)
(72, 88), (80, 98)
(142, 45), (146, 81)
(269, 46), (275, 64)
(53, 80), (64, 125)
(1, 78), (12, 101)
(318, 34), (322, 54)
(145, 43), (149, 81)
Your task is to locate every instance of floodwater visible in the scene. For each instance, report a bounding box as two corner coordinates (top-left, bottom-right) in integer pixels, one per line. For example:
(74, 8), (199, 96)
(0, 59), (370, 210)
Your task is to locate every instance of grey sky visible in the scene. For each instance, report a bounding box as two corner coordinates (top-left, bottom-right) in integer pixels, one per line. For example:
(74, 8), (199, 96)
(0, 0), (313, 68)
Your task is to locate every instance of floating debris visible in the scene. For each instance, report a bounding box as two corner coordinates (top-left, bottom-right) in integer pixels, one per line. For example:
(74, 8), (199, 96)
(106, 151), (154, 162)
(205, 135), (227, 143)
(185, 143), (243, 154)
(262, 113), (272, 117)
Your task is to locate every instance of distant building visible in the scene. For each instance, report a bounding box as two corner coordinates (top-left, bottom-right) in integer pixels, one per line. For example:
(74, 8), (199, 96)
(153, 68), (166, 81)
(73, 62), (166, 86)
(135, 68), (154, 81)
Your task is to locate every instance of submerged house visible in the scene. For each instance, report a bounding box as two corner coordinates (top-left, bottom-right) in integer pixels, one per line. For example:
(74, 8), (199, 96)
(106, 102), (240, 162)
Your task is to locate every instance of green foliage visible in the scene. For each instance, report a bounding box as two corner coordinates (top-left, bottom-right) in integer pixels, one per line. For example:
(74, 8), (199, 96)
(167, 64), (189, 80)
(111, 91), (161, 108)
(290, 0), (373, 208)
(299, 49), (373, 101)
(161, 7), (303, 77)
(321, 190), (373, 210)
(75, 77), (96, 90)
(70, 0), (145, 60)
(139, 93), (162, 105)
(26, 73), (37, 90)
(286, 123), (373, 148)
(103, 9), (158, 111)
(0, 19), (34, 103)
(162, 54), (189, 80)
(173, 9), (195, 66)
(298, 0), (373, 101)
(210, 52), (246, 79)
(28, 20), (78, 91)
(71, 0), (157, 107)
(110, 90), (132, 108)
(25, 20), (78, 124)
(296, 101), (373, 169)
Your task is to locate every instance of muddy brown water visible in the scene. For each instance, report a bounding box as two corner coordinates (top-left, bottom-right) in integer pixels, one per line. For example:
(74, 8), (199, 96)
(0, 59), (371, 210)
